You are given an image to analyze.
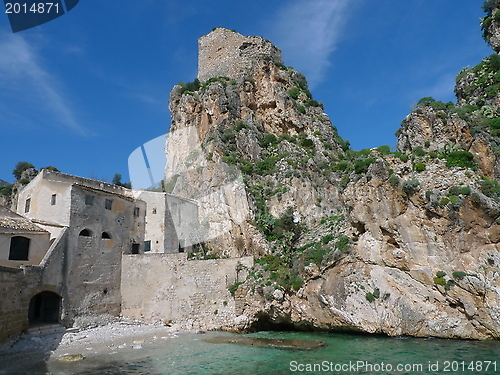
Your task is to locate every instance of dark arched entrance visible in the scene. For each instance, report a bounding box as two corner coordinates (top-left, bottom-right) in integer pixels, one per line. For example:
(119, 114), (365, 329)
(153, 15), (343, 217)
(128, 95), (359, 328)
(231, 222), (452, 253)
(28, 291), (61, 327)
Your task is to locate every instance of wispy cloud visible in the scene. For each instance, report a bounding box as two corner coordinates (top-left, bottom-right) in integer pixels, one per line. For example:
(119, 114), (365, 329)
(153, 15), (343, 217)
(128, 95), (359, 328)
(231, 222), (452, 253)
(271, 0), (353, 88)
(0, 33), (87, 135)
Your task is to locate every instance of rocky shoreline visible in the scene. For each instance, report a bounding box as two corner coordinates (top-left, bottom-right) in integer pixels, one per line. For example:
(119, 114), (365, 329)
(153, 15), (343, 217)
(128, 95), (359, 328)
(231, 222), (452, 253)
(0, 320), (190, 372)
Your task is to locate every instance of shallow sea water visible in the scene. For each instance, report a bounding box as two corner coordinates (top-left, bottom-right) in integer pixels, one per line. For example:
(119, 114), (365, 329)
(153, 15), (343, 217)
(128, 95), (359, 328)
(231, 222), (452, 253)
(7, 330), (500, 374)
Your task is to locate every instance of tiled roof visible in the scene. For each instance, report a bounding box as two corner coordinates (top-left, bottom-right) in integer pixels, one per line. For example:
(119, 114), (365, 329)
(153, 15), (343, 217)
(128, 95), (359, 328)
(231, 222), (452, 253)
(0, 217), (48, 233)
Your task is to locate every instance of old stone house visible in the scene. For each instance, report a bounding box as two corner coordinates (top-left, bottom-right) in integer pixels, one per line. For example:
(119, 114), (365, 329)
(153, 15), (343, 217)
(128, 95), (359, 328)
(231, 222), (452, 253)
(0, 170), (202, 342)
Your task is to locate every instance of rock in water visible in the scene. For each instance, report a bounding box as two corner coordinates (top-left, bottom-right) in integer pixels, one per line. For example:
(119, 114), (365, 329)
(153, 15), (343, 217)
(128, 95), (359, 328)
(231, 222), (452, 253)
(58, 354), (84, 362)
(204, 336), (326, 350)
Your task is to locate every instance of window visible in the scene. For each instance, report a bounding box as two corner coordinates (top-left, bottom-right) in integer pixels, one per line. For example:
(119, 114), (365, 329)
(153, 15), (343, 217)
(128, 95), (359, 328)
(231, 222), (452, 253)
(25, 198), (31, 213)
(85, 195), (94, 206)
(144, 240), (151, 252)
(9, 236), (30, 261)
(131, 244), (140, 254)
(152, 208), (157, 214)
(51, 194), (57, 205)
(101, 232), (111, 239)
(105, 199), (113, 210)
(134, 207), (140, 217)
(79, 229), (92, 237)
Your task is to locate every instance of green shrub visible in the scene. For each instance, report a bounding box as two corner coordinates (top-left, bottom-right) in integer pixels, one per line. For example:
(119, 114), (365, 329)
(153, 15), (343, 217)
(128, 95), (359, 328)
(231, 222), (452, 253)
(335, 234), (351, 253)
(299, 138), (315, 149)
(449, 195), (462, 209)
(339, 176), (350, 191)
(372, 288), (380, 299)
(255, 157), (279, 175)
(470, 192), (481, 203)
(424, 140), (431, 148)
(393, 152), (409, 162)
(414, 162), (426, 172)
(297, 105), (306, 114)
(452, 271), (467, 279)
(354, 158), (375, 174)
(288, 87), (300, 100)
(412, 146), (426, 157)
(365, 292), (375, 302)
(389, 174), (400, 187)
(234, 121), (248, 131)
(417, 97), (436, 106)
(439, 197), (450, 206)
(444, 151), (477, 170)
(436, 270), (447, 278)
(291, 276), (304, 291)
(479, 177), (500, 199)
(228, 282), (244, 296)
(260, 133), (279, 148)
(402, 179), (420, 196)
(322, 234), (334, 244)
(377, 145), (391, 154)
(303, 244), (326, 266)
(222, 156), (238, 164)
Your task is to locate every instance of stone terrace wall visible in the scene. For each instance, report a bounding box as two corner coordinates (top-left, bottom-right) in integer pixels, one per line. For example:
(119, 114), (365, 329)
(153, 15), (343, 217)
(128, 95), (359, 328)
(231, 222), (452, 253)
(0, 267), (24, 342)
(198, 28), (282, 82)
(121, 253), (253, 331)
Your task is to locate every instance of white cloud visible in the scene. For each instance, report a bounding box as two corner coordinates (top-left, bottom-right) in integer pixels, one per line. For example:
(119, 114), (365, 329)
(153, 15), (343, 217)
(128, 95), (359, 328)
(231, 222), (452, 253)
(271, 0), (353, 88)
(0, 34), (87, 135)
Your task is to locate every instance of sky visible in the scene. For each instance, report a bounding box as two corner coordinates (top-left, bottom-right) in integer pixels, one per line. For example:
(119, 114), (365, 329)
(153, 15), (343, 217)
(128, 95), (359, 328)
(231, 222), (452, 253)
(0, 0), (493, 185)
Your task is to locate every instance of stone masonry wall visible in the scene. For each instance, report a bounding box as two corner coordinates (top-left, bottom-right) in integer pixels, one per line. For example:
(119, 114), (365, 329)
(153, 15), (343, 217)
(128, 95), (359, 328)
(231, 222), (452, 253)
(198, 28), (282, 82)
(121, 253), (253, 331)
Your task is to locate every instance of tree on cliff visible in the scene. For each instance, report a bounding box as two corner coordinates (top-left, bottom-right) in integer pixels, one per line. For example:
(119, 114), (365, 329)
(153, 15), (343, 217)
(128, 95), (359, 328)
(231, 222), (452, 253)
(12, 161), (35, 179)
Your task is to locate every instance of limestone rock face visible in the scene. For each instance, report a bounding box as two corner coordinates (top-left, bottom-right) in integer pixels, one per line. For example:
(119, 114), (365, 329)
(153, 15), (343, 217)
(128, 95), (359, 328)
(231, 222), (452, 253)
(166, 29), (344, 257)
(484, 6), (500, 53)
(165, 29), (500, 339)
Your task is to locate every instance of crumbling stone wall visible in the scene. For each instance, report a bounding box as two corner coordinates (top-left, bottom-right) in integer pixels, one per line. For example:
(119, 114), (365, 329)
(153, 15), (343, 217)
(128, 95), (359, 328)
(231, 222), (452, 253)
(121, 253), (253, 330)
(198, 28), (282, 82)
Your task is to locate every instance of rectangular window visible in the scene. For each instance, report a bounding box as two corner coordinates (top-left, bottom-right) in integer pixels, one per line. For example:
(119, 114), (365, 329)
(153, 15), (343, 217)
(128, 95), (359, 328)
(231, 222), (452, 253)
(51, 194), (57, 205)
(9, 236), (30, 261)
(152, 208), (157, 214)
(144, 240), (151, 252)
(134, 207), (140, 217)
(131, 243), (140, 254)
(85, 195), (94, 205)
(105, 199), (113, 210)
(25, 198), (31, 213)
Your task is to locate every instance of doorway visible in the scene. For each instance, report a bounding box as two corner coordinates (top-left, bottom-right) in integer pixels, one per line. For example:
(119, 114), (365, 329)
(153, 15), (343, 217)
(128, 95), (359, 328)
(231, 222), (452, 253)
(28, 291), (61, 327)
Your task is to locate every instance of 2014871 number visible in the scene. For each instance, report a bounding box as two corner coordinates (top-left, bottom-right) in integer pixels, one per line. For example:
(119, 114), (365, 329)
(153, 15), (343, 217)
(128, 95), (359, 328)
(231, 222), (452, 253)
(5, 3), (60, 14)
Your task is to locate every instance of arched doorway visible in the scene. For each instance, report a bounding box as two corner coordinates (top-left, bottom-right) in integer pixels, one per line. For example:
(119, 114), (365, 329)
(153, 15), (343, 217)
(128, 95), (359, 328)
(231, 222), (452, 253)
(28, 291), (61, 327)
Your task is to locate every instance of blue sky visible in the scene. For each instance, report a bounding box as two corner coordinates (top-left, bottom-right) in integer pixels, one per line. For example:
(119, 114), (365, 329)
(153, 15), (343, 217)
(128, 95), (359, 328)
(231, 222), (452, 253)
(0, 1), (492, 184)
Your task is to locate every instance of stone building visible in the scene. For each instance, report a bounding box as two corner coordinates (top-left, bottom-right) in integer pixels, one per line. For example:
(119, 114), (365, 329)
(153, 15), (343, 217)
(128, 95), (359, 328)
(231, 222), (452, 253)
(0, 170), (147, 341)
(0, 169), (212, 342)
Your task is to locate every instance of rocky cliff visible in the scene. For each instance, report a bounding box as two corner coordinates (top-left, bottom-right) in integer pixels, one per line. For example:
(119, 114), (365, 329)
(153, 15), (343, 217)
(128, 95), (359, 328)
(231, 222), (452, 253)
(164, 16), (500, 340)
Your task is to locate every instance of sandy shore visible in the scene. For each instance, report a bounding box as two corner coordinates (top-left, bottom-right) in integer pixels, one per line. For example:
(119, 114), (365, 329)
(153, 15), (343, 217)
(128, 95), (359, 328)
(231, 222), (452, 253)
(0, 319), (193, 372)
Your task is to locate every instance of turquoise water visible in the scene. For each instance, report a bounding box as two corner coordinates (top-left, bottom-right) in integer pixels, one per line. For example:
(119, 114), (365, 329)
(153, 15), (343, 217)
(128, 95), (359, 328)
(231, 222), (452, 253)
(12, 331), (500, 374)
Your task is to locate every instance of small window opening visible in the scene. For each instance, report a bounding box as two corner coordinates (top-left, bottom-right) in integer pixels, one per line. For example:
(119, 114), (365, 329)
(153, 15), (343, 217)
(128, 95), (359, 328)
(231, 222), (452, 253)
(25, 198), (31, 213)
(152, 208), (157, 214)
(79, 229), (92, 237)
(105, 199), (113, 210)
(178, 243), (184, 253)
(131, 243), (140, 254)
(51, 194), (56, 205)
(144, 240), (151, 252)
(85, 195), (94, 205)
(101, 232), (111, 239)
(9, 236), (30, 260)
(134, 207), (140, 217)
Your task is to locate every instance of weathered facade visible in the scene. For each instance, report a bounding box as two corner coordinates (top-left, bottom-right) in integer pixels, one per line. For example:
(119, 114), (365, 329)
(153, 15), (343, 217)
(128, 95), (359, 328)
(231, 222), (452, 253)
(0, 170), (149, 341)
